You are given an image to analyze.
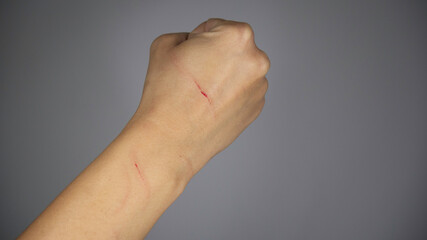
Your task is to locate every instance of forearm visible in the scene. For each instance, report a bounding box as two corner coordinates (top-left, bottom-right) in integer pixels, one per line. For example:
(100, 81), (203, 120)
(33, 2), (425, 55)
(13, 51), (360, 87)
(18, 18), (270, 240)
(18, 118), (193, 240)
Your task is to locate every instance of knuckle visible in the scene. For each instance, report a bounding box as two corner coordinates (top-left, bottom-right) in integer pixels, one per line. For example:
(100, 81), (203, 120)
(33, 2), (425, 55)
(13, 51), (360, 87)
(261, 78), (269, 95)
(257, 50), (271, 74)
(223, 22), (254, 44)
(237, 22), (254, 42)
(150, 34), (168, 52)
(247, 50), (270, 77)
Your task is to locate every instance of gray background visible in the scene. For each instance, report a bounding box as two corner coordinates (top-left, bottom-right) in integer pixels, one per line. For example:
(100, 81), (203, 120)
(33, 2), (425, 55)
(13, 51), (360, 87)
(1, 1), (426, 239)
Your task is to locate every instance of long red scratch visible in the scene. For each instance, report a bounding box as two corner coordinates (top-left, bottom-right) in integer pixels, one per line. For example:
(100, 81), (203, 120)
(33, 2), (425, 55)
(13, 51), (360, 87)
(170, 53), (212, 104)
(192, 80), (212, 104)
(134, 162), (144, 181)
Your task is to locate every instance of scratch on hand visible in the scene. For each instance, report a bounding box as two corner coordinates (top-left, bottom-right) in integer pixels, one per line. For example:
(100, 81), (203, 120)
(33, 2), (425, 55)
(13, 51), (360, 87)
(193, 80), (212, 104)
(170, 52), (212, 104)
(133, 161), (144, 182)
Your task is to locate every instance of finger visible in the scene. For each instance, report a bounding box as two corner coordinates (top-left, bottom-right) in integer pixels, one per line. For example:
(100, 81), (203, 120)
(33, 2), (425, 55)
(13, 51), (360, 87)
(204, 18), (227, 31)
(190, 18), (230, 34)
(151, 32), (189, 52)
(163, 32), (189, 46)
(190, 20), (208, 34)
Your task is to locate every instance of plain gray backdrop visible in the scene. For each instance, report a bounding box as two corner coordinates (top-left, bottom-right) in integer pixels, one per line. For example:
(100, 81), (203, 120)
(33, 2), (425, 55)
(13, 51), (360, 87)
(1, 1), (427, 239)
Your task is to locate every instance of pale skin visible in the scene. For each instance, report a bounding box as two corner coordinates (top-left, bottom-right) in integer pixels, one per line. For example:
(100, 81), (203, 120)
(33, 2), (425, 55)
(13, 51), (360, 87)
(18, 18), (270, 240)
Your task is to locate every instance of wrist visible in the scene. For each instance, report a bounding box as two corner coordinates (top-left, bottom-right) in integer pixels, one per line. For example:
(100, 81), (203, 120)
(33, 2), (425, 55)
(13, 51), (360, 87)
(119, 115), (195, 194)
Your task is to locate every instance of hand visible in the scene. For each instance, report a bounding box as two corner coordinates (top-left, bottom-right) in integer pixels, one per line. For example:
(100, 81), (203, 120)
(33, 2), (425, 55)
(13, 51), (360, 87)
(17, 19), (270, 240)
(130, 18), (270, 178)
(17, 18), (270, 240)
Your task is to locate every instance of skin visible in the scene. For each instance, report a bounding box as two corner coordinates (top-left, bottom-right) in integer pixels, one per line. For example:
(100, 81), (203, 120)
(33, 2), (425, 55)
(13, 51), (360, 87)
(18, 18), (270, 240)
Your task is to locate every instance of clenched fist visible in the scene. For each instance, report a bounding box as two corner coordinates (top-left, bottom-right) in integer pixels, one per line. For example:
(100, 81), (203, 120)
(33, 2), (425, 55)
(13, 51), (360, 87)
(130, 18), (270, 177)
(17, 18), (270, 240)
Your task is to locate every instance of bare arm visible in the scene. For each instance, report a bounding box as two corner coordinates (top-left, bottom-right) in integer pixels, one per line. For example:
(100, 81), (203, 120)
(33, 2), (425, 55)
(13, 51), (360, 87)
(18, 18), (270, 240)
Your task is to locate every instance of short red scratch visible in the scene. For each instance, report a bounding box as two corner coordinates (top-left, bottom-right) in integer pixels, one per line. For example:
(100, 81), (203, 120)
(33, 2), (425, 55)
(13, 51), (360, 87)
(192, 78), (212, 103)
(134, 162), (144, 181)
(170, 52), (212, 104)
(200, 90), (211, 103)
(129, 148), (151, 200)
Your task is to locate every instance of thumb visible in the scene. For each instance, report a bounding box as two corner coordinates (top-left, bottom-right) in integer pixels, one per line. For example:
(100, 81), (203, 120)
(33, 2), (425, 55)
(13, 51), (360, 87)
(190, 18), (228, 34)
(151, 32), (189, 52)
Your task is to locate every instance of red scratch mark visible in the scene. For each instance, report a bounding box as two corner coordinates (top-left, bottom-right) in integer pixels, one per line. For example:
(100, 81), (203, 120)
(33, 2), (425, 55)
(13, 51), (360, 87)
(128, 148), (151, 203)
(170, 52), (212, 104)
(194, 82), (212, 104)
(200, 91), (208, 98)
(134, 161), (144, 182)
